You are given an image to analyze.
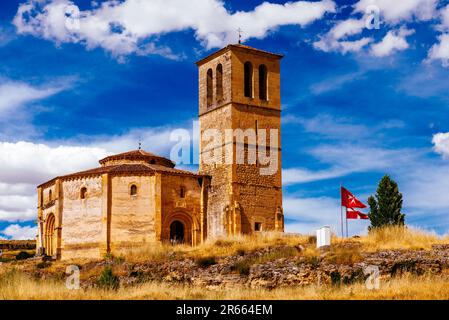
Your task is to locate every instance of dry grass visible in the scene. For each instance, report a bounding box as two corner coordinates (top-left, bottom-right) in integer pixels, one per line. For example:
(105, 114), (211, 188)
(357, 226), (449, 251)
(1, 270), (449, 300)
(1, 226), (449, 300)
(114, 232), (309, 263)
(111, 226), (448, 265)
(0, 250), (35, 262)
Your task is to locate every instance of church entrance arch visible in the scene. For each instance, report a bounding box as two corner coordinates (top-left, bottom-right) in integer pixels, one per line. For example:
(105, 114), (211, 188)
(162, 211), (195, 245)
(45, 213), (56, 256)
(170, 220), (185, 244)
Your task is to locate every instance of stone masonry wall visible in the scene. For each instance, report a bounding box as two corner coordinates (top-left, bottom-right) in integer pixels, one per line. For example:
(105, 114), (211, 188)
(61, 177), (103, 260)
(160, 175), (203, 245)
(109, 175), (156, 252)
(198, 45), (283, 237)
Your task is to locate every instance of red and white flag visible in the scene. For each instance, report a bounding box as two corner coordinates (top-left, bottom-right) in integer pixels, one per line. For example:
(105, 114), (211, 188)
(346, 208), (369, 220)
(341, 187), (367, 209)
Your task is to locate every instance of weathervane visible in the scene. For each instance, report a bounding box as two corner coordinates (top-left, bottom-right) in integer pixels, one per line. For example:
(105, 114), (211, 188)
(138, 137), (142, 150)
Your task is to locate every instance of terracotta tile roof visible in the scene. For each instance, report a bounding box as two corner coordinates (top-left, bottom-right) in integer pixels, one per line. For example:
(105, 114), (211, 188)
(99, 149), (175, 167)
(38, 160), (202, 188)
(231, 44), (284, 58)
(196, 44), (283, 66)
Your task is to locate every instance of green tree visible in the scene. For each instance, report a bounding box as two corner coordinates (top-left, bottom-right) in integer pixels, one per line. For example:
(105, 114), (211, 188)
(368, 175), (405, 230)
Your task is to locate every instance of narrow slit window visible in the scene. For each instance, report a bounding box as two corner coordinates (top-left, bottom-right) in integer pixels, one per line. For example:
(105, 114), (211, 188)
(206, 68), (213, 107)
(216, 64), (223, 102)
(259, 64), (268, 100)
(244, 62), (253, 98)
(80, 187), (87, 199)
(130, 185), (137, 196)
(180, 186), (186, 198)
(255, 222), (262, 232)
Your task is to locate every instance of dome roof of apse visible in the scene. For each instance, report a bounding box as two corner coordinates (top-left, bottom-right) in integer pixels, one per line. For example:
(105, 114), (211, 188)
(99, 149), (176, 168)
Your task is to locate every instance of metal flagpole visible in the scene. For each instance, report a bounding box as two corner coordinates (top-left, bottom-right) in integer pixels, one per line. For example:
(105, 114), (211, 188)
(340, 183), (344, 238)
(346, 209), (349, 238)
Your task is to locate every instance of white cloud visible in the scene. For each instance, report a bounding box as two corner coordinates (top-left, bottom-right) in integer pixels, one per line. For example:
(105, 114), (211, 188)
(0, 209), (35, 222)
(354, 0), (437, 24)
(13, 0), (335, 58)
(370, 28), (414, 57)
(0, 224), (37, 240)
(0, 79), (68, 115)
(309, 72), (364, 94)
(402, 164), (449, 211)
(0, 122), (194, 222)
(283, 144), (415, 186)
(425, 5), (449, 67)
(283, 167), (348, 185)
(314, 0), (436, 56)
(282, 114), (411, 185)
(428, 33), (449, 67)
(285, 114), (404, 141)
(314, 35), (372, 54)
(283, 129), (449, 234)
(0, 141), (109, 185)
(433, 132), (449, 158)
(439, 5), (449, 31)
(312, 17), (372, 54)
(329, 18), (365, 40)
(0, 141), (108, 221)
(338, 37), (373, 53)
(284, 196), (368, 236)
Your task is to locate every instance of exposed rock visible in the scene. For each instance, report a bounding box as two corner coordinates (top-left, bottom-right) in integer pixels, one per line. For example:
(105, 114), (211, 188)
(6, 243), (449, 290)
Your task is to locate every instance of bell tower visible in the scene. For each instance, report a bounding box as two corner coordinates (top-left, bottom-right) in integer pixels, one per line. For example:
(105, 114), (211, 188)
(196, 44), (284, 238)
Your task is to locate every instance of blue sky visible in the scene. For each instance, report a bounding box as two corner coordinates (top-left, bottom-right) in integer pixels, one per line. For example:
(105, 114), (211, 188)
(1, 0), (449, 239)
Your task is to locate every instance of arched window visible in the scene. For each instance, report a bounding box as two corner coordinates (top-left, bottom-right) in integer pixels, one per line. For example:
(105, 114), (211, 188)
(48, 190), (52, 202)
(244, 62), (253, 98)
(80, 187), (87, 200)
(180, 186), (186, 198)
(130, 185), (137, 196)
(216, 64), (223, 102)
(206, 68), (213, 107)
(259, 64), (268, 100)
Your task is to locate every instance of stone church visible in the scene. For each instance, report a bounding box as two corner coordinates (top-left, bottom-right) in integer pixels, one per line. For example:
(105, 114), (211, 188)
(36, 44), (284, 260)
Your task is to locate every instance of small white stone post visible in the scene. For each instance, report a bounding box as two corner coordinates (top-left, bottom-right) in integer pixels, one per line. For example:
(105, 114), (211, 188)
(316, 226), (331, 248)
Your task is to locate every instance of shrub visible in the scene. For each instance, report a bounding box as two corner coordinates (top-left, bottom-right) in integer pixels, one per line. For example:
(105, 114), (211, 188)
(307, 236), (317, 244)
(307, 256), (321, 269)
(129, 270), (147, 283)
(97, 266), (119, 290)
(104, 252), (114, 261)
(214, 239), (234, 247)
(330, 271), (341, 286)
(391, 260), (424, 277)
(231, 259), (252, 276)
(36, 261), (51, 269)
(15, 251), (34, 260)
(342, 269), (365, 285)
(196, 256), (217, 268)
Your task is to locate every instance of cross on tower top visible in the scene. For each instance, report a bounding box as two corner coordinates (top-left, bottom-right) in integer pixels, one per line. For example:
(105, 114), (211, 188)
(237, 28), (243, 44)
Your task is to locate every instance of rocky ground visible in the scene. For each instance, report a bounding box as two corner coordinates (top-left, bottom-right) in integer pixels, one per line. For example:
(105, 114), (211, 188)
(7, 242), (449, 290)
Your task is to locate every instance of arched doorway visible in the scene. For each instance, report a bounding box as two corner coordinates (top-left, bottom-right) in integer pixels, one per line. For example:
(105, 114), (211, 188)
(170, 220), (185, 244)
(162, 211), (197, 245)
(45, 213), (56, 256)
